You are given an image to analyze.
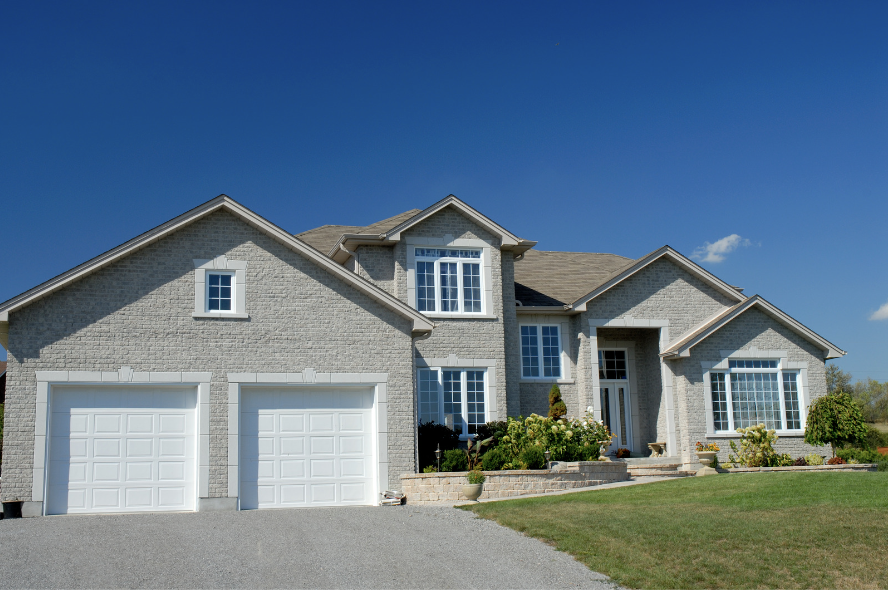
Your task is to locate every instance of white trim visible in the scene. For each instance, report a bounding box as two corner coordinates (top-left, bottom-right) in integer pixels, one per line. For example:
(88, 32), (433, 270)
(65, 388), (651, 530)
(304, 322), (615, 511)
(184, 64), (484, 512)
(406, 238), (494, 318)
(226, 371), (390, 506)
(193, 257), (247, 318)
(31, 368), (212, 516)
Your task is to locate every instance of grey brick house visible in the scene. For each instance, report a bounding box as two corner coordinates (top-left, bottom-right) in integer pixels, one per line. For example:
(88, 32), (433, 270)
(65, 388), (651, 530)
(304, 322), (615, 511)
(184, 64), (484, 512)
(0, 194), (844, 516)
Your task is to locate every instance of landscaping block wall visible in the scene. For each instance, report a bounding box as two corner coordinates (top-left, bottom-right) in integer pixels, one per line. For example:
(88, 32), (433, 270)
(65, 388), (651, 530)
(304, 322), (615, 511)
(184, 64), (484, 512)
(401, 461), (629, 504)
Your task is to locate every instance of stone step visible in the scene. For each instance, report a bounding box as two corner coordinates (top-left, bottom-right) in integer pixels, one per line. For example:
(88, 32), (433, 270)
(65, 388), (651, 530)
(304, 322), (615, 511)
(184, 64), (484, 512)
(628, 465), (695, 477)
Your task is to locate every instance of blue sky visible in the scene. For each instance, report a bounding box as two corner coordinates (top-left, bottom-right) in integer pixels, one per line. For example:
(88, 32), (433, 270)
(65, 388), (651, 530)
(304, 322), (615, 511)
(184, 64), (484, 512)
(1, 1), (886, 379)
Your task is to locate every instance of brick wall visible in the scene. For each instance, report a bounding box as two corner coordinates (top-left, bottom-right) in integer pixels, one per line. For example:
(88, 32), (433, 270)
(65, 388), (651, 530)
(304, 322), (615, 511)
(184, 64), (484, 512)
(1, 210), (416, 501)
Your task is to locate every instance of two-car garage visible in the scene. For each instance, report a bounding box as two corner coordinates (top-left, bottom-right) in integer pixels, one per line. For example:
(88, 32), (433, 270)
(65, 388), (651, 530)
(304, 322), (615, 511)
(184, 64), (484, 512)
(43, 383), (380, 515)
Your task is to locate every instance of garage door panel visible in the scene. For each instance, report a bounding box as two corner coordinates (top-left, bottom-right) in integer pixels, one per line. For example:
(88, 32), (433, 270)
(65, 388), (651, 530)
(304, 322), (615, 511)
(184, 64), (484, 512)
(46, 386), (197, 515)
(240, 387), (376, 509)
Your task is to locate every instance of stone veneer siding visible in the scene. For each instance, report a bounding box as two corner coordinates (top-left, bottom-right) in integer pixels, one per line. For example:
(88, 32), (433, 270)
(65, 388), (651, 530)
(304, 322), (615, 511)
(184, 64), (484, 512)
(401, 462), (629, 504)
(1, 211), (416, 502)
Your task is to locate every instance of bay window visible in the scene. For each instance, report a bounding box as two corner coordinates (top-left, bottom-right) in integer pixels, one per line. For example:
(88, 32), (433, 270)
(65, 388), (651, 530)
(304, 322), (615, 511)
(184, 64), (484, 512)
(710, 360), (804, 432)
(417, 367), (486, 437)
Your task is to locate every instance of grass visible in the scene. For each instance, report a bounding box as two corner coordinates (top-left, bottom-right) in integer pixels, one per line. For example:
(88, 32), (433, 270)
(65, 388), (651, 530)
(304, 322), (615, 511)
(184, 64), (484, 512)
(466, 472), (888, 589)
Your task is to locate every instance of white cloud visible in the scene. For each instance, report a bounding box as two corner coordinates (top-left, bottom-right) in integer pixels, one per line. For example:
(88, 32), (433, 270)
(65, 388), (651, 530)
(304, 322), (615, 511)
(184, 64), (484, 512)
(691, 234), (753, 264)
(869, 301), (888, 321)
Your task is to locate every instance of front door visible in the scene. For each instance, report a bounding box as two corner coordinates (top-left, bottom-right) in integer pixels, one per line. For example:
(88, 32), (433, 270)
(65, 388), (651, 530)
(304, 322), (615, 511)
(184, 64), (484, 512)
(599, 381), (632, 454)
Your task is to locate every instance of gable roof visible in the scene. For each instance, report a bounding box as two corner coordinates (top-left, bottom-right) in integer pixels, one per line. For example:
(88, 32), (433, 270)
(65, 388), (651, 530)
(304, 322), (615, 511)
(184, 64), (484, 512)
(569, 246), (746, 312)
(514, 250), (635, 307)
(295, 209), (422, 255)
(661, 294), (845, 360)
(0, 195), (434, 338)
(326, 195), (537, 263)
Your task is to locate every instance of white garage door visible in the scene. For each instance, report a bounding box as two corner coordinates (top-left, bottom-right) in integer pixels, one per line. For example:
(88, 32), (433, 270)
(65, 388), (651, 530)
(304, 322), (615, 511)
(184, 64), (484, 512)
(240, 387), (376, 509)
(46, 386), (197, 515)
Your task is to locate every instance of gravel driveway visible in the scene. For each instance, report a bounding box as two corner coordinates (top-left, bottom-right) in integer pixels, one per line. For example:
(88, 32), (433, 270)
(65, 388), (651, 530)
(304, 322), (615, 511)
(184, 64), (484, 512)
(0, 505), (617, 589)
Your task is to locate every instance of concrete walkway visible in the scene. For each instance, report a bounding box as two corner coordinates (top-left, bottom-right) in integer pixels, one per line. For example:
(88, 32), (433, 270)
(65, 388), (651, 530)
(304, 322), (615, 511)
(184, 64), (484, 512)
(453, 475), (686, 506)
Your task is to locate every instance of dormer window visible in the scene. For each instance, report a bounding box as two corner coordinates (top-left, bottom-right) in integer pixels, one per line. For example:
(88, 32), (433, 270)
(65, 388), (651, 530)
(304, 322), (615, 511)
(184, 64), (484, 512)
(414, 248), (483, 314)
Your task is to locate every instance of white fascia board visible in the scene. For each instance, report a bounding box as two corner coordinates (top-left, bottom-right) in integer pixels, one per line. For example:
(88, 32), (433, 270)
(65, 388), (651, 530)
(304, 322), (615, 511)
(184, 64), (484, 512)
(383, 195), (535, 251)
(571, 246), (746, 312)
(0, 195), (434, 335)
(515, 306), (573, 315)
(662, 295), (846, 360)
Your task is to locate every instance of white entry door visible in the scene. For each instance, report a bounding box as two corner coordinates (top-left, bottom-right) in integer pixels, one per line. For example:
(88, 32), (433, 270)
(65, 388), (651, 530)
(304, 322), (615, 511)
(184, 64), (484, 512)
(46, 386), (197, 515)
(600, 381), (632, 454)
(239, 387), (376, 509)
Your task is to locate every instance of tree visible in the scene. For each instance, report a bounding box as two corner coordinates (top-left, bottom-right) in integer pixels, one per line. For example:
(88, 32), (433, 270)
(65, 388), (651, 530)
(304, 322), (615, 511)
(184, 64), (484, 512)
(548, 384), (567, 419)
(804, 392), (869, 457)
(826, 363), (853, 395)
(851, 378), (888, 424)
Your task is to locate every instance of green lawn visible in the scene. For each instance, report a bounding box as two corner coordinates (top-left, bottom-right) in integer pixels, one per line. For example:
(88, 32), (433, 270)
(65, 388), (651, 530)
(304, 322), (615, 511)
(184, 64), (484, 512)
(466, 472), (888, 589)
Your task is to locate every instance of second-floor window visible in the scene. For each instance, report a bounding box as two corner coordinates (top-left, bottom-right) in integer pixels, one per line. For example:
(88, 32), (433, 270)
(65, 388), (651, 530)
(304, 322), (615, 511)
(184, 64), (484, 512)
(414, 248), (483, 314)
(207, 272), (234, 312)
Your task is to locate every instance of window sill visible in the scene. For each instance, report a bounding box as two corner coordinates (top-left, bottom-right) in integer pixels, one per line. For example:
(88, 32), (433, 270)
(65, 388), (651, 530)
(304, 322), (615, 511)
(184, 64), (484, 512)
(520, 379), (574, 385)
(706, 431), (805, 439)
(192, 312), (250, 319)
(423, 313), (498, 320)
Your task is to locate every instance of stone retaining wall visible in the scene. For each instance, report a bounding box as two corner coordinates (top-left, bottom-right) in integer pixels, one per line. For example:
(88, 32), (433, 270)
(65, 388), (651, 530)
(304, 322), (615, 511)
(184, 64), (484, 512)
(400, 461), (629, 505)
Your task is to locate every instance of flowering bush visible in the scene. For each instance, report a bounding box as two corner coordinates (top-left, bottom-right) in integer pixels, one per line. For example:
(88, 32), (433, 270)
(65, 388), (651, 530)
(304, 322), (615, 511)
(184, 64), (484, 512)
(466, 469), (486, 484)
(496, 413), (612, 469)
(727, 424), (782, 467)
(695, 441), (720, 452)
(804, 453), (825, 466)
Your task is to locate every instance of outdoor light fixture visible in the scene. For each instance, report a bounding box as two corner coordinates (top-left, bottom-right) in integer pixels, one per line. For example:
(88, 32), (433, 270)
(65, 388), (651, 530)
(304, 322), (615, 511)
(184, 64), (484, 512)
(545, 449), (551, 470)
(435, 444), (442, 472)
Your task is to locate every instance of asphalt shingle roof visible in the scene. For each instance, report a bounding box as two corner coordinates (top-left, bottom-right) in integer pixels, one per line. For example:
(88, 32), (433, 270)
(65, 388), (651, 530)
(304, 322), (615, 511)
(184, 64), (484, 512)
(514, 250), (636, 307)
(295, 209), (421, 254)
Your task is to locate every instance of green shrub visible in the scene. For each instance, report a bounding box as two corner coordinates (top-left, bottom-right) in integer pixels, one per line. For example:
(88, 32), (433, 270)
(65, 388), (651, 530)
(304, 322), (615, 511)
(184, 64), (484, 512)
(466, 469), (486, 484)
(417, 421), (460, 471)
(481, 447), (508, 471)
(422, 465), (437, 473)
(864, 425), (888, 450)
(805, 392), (869, 457)
(474, 420), (507, 446)
(805, 453), (825, 466)
(520, 446), (547, 470)
(563, 442), (600, 462)
(441, 448), (468, 472)
(548, 384), (567, 419)
(836, 447), (888, 466)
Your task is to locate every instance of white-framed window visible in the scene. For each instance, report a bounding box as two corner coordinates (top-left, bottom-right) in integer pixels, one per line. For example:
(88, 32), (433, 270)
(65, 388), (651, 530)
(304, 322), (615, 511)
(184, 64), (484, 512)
(417, 367), (486, 437)
(193, 257), (248, 318)
(414, 248), (483, 315)
(598, 349), (628, 380)
(206, 272), (235, 312)
(520, 325), (562, 378)
(710, 359), (804, 432)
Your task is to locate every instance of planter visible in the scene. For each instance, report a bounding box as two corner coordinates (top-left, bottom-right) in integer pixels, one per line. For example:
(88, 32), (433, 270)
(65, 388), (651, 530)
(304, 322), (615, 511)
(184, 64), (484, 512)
(2, 501), (23, 519)
(695, 451), (718, 476)
(461, 483), (483, 501)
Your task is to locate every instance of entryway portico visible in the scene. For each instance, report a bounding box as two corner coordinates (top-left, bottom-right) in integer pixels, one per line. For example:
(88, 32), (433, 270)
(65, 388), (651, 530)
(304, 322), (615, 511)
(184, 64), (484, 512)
(588, 318), (678, 457)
